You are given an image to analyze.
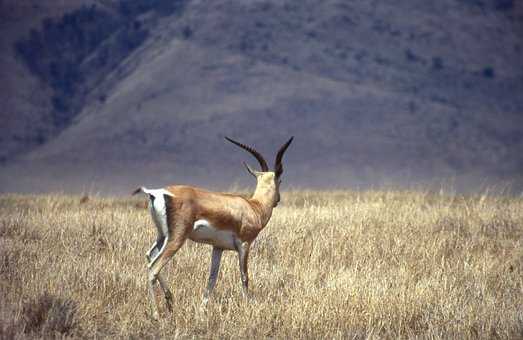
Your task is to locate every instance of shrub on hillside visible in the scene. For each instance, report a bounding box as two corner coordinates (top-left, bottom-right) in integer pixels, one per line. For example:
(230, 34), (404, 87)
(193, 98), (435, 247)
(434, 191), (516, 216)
(118, 0), (188, 18)
(13, 1), (189, 129)
(494, 0), (514, 11)
(14, 5), (121, 125)
(483, 66), (495, 78)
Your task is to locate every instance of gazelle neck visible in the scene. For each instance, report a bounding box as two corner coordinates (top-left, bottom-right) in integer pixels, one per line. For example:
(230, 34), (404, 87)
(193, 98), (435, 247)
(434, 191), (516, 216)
(251, 173), (278, 226)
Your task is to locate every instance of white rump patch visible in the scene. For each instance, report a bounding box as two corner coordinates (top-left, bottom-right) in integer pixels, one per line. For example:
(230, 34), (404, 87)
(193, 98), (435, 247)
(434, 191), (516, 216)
(139, 188), (172, 237)
(190, 219), (236, 250)
(139, 187), (174, 198)
(138, 187), (173, 267)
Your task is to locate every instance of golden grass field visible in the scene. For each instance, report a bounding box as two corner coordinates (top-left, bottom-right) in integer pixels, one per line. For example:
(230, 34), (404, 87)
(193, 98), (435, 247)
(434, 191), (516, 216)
(1, 189), (522, 339)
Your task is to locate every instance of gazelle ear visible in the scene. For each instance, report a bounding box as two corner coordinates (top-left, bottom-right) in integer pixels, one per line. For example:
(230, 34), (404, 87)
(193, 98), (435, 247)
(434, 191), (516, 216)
(243, 162), (259, 178)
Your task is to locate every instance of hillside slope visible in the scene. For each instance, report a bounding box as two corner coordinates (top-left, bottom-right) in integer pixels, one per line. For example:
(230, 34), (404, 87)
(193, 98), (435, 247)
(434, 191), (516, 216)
(1, 0), (523, 193)
(0, 0), (104, 161)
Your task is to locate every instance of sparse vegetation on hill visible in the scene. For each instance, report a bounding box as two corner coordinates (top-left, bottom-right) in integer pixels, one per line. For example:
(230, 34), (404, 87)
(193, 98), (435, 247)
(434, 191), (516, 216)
(118, 0), (188, 18)
(14, 5), (121, 126)
(13, 0), (188, 128)
(2, 0), (523, 191)
(459, 0), (515, 12)
(1, 190), (522, 338)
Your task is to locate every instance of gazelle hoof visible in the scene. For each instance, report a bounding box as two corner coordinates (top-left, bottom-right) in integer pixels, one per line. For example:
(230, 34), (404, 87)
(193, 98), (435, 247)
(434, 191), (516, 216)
(151, 311), (160, 320)
(165, 293), (174, 312)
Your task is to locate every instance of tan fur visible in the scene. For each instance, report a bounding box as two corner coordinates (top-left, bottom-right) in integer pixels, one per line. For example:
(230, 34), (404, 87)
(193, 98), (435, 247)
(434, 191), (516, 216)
(141, 137), (293, 319)
(143, 172), (281, 319)
(164, 172), (277, 243)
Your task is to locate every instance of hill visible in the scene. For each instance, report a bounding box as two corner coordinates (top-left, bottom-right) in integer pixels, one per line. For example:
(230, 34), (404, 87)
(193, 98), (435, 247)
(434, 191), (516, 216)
(1, 0), (523, 193)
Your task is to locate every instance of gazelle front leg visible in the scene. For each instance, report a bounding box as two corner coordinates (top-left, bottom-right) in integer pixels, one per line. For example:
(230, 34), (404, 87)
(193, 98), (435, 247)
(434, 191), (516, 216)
(202, 247), (223, 306)
(237, 241), (251, 299)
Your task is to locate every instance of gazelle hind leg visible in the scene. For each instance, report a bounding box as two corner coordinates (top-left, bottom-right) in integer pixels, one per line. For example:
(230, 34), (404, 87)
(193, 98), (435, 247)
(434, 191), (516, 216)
(147, 255), (173, 312)
(147, 269), (160, 319)
(146, 236), (166, 263)
(147, 226), (189, 319)
(146, 193), (192, 319)
(237, 241), (251, 299)
(147, 242), (182, 320)
(146, 238), (173, 312)
(157, 275), (173, 312)
(202, 247), (223, 306)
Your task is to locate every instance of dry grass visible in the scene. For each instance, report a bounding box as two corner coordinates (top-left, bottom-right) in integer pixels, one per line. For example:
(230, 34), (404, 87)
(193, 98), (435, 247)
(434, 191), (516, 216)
(1, 189), (522, 339)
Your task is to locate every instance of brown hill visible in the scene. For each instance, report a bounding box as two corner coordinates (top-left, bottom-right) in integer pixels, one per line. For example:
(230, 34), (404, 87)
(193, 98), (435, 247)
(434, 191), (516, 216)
(1, 0), (522, 193)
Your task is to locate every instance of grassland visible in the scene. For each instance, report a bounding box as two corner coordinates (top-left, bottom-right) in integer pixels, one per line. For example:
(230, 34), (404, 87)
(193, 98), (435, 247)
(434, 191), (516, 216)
(0, 189), (522, 339)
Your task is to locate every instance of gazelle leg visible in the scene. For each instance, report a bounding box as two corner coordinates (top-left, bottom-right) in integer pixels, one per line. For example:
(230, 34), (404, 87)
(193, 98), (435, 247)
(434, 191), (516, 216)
(147, 235), (187, 319)
(145, 240), (173, 312)
(146, 236), (162, 260)
(157, 275), (173, 312)
(146, 243), (157, 260)
(146, 194), (190, 319)
(202, 247), (223, 305)
(237, 241), (251, 299)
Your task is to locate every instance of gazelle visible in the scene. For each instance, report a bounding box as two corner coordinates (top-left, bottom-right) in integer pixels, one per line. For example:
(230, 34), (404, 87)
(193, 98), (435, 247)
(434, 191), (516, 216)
(133, 136), (293, 319)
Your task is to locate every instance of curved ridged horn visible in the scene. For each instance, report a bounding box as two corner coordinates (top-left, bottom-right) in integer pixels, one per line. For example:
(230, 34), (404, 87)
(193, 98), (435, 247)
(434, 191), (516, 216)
(274, 136), (294, 178)
(225, 137), (269, 172)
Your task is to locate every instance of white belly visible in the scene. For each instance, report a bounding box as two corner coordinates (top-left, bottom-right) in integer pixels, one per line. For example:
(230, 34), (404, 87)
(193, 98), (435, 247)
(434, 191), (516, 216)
(189, 219), (237, 250)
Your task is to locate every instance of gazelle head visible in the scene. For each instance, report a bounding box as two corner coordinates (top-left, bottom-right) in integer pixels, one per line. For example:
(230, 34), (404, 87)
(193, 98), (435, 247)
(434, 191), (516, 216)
(225, 136), (294, 207)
